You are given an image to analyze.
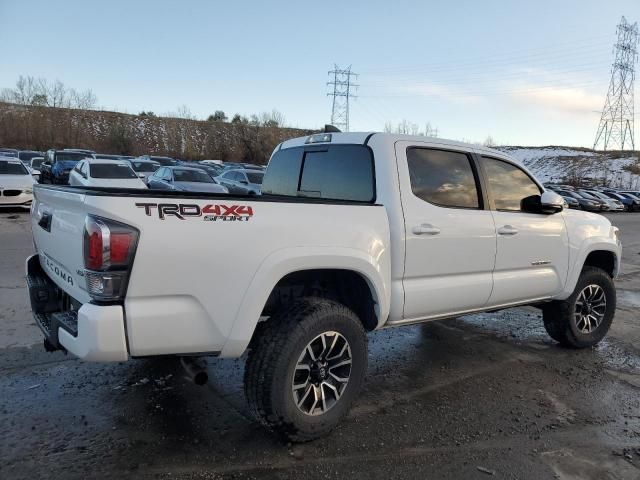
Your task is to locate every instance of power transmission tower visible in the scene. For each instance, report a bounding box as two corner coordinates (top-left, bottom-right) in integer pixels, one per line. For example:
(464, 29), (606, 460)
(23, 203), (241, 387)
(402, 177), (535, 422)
(593, 16), (639, 151)
(327, 65), (358, 131)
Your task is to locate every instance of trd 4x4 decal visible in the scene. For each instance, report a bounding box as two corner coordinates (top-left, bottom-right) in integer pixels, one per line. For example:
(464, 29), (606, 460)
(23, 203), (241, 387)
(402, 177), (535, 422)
(136, 203), (254, 221)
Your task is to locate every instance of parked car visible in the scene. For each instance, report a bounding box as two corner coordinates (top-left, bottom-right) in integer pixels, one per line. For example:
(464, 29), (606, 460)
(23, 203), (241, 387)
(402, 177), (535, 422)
(27, 131), (621, 441)
(63, 148), (96, 156)
(216, 168), (263, 195)
(575, 190), (611, 211)
(137, 155), (178, 167)
(200, 159), (223, 165)
(18, 150), (45, 167)
(618, 190), (640, 200)
(0, 158), (35, 208)
(0, 148), (19, 158)
(125, 159), (161, 181)
(29, 157), (45, 181)
(554, 189), (604, 212)
(191, 162), (225, 179)
(602, 191), (640, 212)
(68, 159), (148, 189)
(578, 189), (624, 212)
(39, 150), (94, 184)
(147, 166), (228, 193)
(95, 153), (127, 160)
(560, 195), (580, 209)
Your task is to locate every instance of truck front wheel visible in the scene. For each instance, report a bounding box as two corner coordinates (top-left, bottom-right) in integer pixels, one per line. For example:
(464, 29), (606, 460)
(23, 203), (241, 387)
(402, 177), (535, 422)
(244, 297), (368, 442)
(542, 266), (616, 348)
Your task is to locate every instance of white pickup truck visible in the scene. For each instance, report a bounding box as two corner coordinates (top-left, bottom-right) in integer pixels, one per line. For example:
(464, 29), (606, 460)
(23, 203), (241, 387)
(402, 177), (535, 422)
(27, 132), (621, 441)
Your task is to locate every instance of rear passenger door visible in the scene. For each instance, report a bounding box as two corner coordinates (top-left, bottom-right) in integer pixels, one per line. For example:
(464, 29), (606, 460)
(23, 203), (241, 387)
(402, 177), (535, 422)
(479, 156), (569, 305)
(396, 142), (497, 320)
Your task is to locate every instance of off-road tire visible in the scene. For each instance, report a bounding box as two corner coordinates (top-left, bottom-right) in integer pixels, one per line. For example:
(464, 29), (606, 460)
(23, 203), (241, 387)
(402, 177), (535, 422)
(543, 266), (616, 348)
(244, 297), (367, 442)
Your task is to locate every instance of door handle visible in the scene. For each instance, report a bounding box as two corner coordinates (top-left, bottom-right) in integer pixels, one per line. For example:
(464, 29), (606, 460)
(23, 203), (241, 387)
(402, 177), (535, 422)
(497, 225), (519, 235)
(413, 223), (441, 235)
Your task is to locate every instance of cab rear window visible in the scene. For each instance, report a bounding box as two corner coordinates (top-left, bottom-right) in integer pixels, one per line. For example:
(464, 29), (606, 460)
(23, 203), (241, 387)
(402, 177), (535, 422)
(262, 144), (375, 202)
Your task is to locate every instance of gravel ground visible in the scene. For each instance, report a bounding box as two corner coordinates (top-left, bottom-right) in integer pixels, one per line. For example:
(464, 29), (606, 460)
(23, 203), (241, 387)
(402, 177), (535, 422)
(1, 209), (639, 479)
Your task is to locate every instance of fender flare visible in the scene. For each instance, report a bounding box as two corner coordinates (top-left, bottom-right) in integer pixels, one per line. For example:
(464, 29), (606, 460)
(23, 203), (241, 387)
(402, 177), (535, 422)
(557, 239), (620, 300)
(219, 246), (390, 358)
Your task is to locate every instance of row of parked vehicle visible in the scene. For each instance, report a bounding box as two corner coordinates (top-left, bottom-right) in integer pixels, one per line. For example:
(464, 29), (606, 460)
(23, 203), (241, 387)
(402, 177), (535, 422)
(0, 147), (266, 206)
(544, 183), (640, 212)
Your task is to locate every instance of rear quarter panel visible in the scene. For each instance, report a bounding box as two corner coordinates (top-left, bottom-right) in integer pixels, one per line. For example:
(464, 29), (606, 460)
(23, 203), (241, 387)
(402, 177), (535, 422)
(83, 196), (392, 357)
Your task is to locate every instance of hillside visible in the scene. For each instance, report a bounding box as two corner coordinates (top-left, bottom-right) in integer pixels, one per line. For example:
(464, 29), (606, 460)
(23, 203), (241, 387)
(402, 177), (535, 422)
(499, 146), (640, 189)
(0, 102), (312, 164)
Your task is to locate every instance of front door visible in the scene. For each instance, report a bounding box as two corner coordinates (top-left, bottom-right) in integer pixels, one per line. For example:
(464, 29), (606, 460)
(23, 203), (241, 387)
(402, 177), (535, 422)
(479, 155), (569, 305)
(396, 142), (497, 320)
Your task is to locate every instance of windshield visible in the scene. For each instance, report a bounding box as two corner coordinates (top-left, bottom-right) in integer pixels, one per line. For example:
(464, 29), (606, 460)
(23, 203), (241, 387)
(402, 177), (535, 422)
(31, 158), (44, 168)
(56, 152), (88, 162)
(90, 163), (137, 179)
(578, 191), (598, 200)
(587, 191), (608, 200)
(0, 160), (29, 175)
(131, 161), (159, 173)
(174, 169), (213, 183)
(246, 172), (264, 184)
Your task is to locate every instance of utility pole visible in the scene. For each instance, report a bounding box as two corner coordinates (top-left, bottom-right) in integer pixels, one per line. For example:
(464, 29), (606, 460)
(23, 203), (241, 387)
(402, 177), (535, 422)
(327, 65), (358, 131)
(593, 16), (639, 151)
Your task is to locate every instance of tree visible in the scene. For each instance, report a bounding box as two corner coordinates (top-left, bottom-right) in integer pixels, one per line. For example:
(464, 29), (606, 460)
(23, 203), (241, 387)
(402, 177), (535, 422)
(207, 110), (227, 122)
(483, 135), (496, 147)
(385, 119), (437, 136)
(260, 109), (285, 127)
(231, 113), (248, 124)
(105, 121), (133, 154)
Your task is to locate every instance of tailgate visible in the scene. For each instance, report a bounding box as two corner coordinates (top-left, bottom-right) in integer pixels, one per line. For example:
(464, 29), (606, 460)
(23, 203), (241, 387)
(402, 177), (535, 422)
(31, 185), (91, 303)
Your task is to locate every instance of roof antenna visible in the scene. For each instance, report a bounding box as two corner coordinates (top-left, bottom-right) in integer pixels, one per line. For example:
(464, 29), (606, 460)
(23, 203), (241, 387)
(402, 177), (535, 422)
(324, 124), (342, 133)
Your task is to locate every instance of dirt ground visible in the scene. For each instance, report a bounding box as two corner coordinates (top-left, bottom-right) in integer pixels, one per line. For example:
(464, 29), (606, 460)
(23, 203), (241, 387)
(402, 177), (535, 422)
(1, 209), (639, 479)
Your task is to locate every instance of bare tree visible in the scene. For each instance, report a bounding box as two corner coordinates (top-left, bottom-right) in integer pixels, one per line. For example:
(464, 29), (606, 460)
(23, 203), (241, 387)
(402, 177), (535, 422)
(483, 135), (496, 147)
(385, 119), (438, 137)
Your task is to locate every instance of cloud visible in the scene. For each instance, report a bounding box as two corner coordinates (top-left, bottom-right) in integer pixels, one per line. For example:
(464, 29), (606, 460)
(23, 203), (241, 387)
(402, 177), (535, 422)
(509, 85), (603, 115)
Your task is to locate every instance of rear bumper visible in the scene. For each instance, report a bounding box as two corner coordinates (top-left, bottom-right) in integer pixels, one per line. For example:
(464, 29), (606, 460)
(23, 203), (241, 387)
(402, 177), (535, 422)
(26, 254), (128, 361)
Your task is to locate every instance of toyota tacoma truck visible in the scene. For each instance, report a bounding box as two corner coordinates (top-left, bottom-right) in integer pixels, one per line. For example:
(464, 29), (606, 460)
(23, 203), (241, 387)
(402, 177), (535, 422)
(27, 132), (621, 441)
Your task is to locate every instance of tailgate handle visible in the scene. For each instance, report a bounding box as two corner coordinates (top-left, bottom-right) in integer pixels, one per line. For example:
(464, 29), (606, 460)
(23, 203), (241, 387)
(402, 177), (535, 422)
(38, 212), (52, 232)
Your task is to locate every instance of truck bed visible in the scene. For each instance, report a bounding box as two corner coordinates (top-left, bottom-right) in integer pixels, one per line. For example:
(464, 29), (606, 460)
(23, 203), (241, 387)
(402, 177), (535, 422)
(30, 184), (391, 358)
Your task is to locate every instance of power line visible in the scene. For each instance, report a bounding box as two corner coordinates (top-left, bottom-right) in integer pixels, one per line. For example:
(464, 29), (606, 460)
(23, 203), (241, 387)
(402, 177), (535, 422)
(593, 16), (639, 151)
(359, 34), (616, 74)
(327, 65), (358, 131)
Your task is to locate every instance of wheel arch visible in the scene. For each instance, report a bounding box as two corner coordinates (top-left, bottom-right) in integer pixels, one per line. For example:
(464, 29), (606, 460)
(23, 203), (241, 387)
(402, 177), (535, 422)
(558, 242), (621, 300)
(220, 247), (390, 358)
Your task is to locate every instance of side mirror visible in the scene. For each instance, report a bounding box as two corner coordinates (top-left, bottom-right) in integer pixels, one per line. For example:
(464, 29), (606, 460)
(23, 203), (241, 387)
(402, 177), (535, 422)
(540, 191), (564, 213)
(521, 192), (564, 214)
(240, 180), (248, 185)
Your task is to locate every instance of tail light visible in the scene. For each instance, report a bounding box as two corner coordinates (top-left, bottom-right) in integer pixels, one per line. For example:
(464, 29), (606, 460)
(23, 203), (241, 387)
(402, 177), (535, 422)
(83, 216), (139, 302)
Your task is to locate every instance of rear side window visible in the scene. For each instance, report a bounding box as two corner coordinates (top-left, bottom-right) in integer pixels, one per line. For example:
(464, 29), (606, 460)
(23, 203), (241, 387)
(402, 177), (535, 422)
(481, 157), (541, 211)
(406, 148), (480, 209)
(262, 145), (375, 202)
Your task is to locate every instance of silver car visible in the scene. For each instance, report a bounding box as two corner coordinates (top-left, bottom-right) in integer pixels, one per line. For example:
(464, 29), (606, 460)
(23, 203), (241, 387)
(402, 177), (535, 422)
(216, 168), (264, 195)
(147, 166), (228, 193)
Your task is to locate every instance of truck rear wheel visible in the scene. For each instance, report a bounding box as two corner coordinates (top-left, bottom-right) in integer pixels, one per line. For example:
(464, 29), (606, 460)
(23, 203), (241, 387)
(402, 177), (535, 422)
(244, 297), (367, 442)
(542, 266), (616, 348)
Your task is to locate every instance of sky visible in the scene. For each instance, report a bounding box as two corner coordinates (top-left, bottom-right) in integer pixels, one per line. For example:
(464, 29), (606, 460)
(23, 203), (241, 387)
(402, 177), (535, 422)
(0, 0), (638, 147)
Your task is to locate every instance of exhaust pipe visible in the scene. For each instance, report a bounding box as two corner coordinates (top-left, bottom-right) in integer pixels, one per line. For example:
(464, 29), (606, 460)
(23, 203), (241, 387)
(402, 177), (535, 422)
(180, 357), (208, 386)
